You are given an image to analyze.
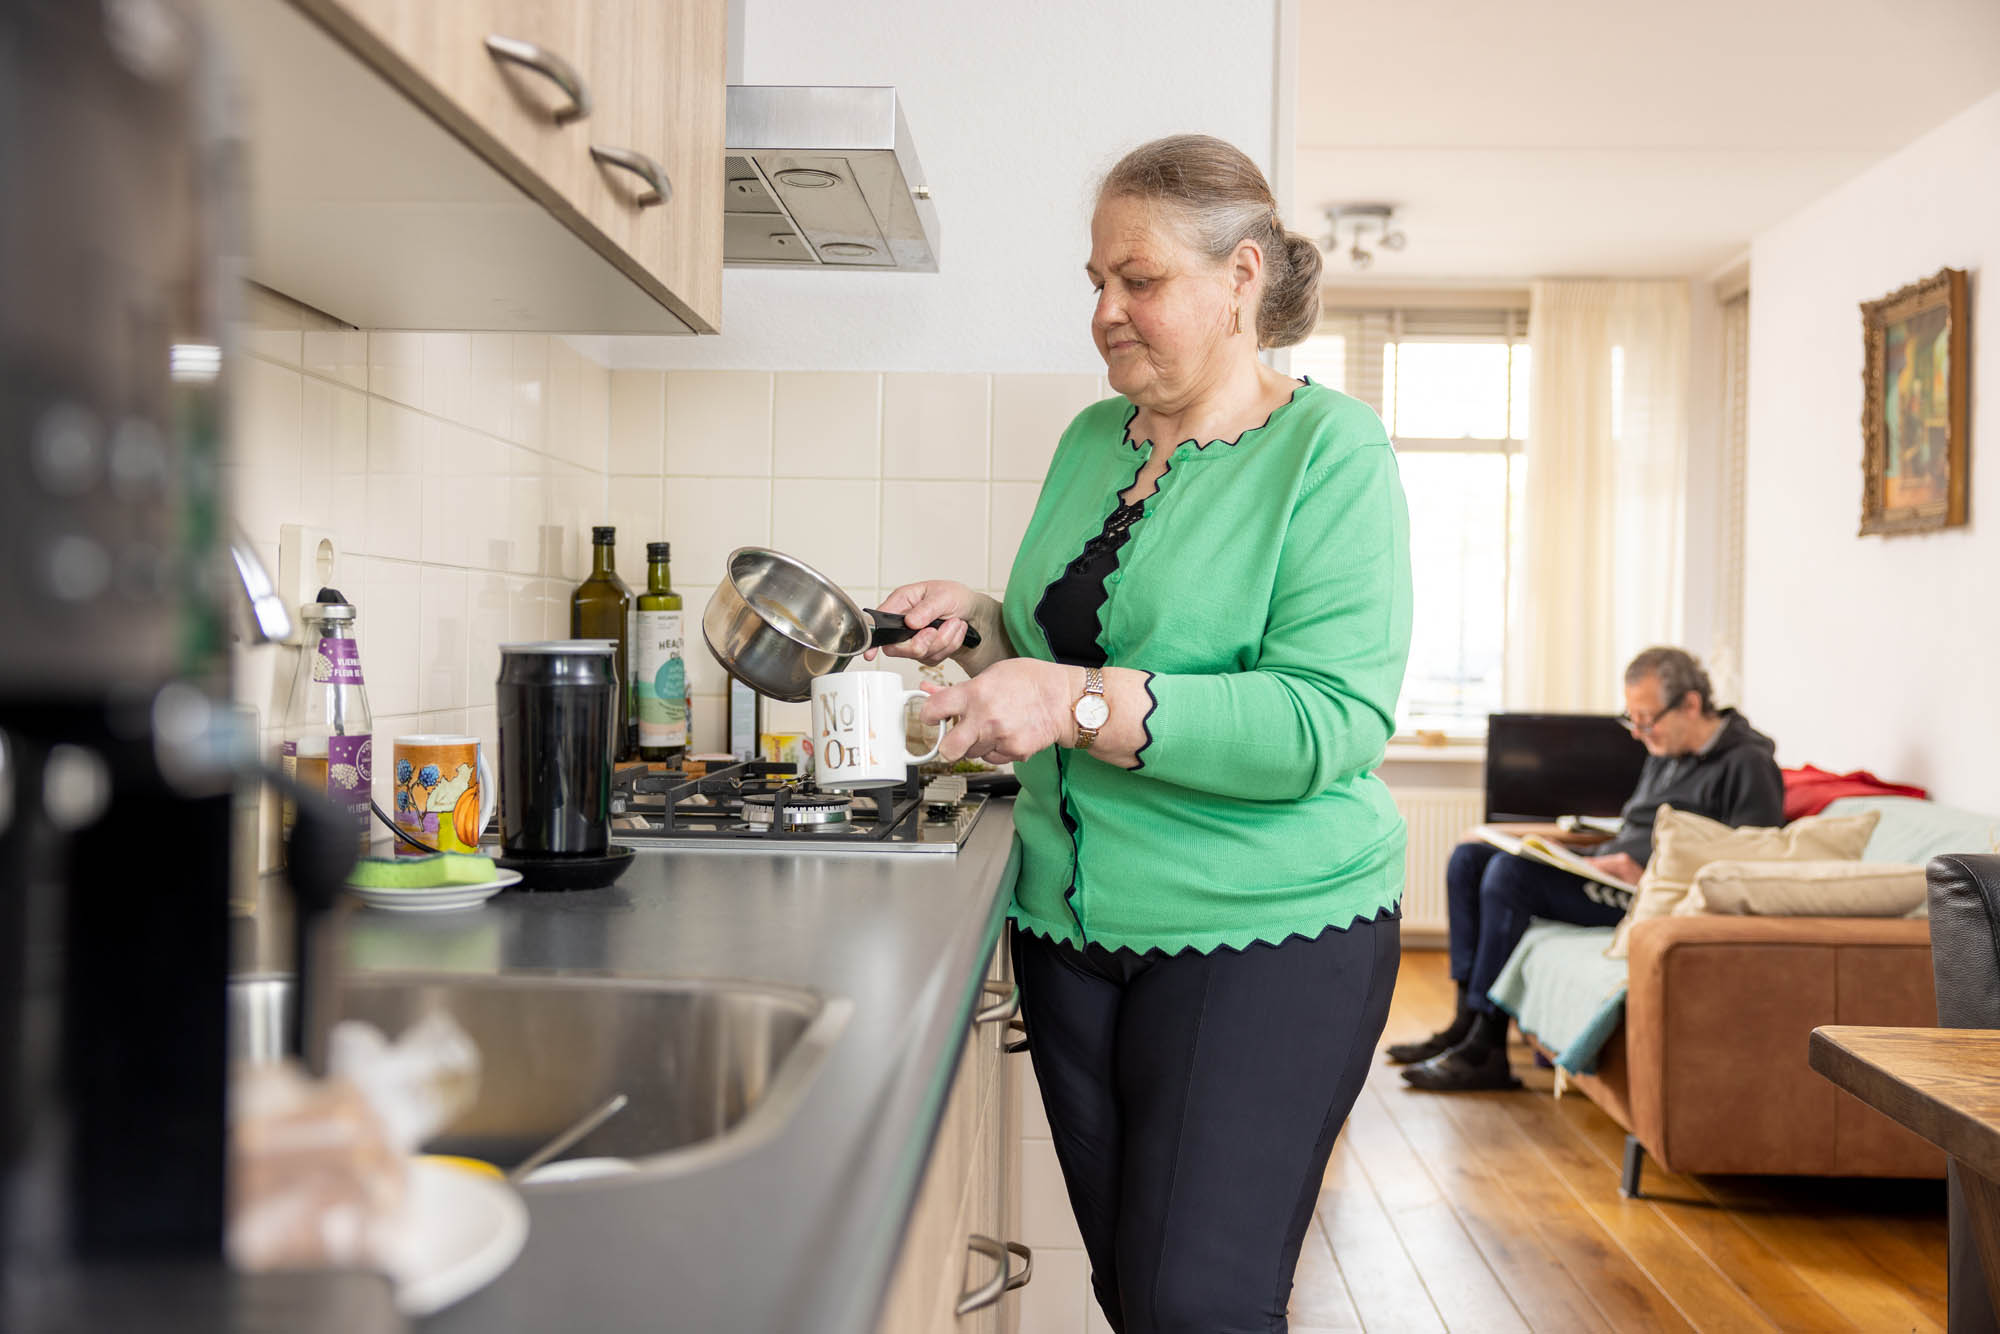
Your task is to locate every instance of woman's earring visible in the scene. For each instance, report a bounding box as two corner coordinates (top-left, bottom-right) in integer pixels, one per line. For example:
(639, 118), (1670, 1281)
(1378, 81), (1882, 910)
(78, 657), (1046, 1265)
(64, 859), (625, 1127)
(1230, 306), (1242, 337)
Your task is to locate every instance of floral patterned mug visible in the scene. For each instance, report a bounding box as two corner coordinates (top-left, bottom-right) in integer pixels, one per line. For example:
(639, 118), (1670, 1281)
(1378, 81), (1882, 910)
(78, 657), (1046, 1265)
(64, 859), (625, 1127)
(392, 734), (497, 855)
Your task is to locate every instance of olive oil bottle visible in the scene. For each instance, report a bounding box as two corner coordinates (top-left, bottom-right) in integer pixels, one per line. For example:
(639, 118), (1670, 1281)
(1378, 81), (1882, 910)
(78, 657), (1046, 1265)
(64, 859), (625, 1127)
(633, 541), (687, 764)
(570, 526), (634, 760)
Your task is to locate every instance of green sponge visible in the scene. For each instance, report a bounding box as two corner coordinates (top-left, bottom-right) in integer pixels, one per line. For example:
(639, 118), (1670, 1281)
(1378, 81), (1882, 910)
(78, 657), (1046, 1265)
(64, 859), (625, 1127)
(347, 853), (497, 890)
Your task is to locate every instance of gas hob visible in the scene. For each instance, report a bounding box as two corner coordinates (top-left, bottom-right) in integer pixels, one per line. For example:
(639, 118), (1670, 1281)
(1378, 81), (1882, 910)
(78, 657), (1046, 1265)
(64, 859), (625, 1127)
(607, 761), (986, 854)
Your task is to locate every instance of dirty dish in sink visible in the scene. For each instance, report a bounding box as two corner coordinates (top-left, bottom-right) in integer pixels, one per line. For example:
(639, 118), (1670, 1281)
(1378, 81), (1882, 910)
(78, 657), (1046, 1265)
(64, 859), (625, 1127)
(380, 1155), (530, 1315)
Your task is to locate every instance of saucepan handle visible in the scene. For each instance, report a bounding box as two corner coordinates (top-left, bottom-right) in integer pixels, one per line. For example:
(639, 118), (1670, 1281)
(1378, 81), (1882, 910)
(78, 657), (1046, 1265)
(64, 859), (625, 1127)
(866, 610), (983, 650)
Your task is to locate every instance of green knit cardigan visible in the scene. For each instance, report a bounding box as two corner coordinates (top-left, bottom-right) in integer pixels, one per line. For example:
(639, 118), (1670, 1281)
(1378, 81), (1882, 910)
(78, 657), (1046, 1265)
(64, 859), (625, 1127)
(1001, 380), (1414, 954)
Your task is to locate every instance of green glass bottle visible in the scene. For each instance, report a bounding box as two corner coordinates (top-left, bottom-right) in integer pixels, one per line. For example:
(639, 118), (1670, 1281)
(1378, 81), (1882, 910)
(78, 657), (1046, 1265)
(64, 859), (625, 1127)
(570, 526), (634, 761)
(633, 541), (687, 765)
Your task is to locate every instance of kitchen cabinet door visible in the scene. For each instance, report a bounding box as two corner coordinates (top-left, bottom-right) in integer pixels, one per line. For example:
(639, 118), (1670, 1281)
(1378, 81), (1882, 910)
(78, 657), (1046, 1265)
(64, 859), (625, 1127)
(311, 0), (598, 209)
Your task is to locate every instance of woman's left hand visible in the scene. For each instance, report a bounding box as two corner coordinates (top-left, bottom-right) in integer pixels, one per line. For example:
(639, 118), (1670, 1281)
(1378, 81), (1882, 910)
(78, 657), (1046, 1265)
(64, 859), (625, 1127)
(919, 658), (1076, 765)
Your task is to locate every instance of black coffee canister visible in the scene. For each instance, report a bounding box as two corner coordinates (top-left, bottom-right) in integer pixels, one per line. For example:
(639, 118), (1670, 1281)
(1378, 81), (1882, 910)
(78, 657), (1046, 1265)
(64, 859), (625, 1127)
(497, 641), (618, 857)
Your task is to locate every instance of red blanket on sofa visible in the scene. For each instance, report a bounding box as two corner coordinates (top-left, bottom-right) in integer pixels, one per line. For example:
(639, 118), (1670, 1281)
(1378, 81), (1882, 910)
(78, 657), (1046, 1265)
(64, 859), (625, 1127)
(1782, 764), (1929, 820)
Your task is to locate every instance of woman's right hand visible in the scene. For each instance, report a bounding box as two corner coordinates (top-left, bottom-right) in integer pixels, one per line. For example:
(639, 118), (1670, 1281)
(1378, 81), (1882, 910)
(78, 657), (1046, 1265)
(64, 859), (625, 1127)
(865, 580), (980, 667)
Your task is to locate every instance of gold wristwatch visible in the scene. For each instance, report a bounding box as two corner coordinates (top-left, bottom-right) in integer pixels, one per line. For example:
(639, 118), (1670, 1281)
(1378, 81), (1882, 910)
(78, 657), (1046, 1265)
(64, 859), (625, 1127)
(1072, 667), (1109, 749)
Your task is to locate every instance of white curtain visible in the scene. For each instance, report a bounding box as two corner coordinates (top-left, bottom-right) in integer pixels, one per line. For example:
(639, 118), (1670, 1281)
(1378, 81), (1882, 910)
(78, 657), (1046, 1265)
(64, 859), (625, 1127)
(1508, 280), (1690, 711)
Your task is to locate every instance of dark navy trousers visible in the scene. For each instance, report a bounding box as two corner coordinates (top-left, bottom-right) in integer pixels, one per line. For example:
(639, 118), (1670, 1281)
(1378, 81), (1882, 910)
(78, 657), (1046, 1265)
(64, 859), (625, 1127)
(1012, 912), (1400, 1334)
(1446, 841), (1631, 1014)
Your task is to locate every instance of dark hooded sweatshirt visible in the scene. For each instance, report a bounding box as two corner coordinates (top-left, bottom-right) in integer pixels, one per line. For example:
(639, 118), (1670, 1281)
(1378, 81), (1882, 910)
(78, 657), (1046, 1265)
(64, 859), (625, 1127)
(1599, 709), (1784, 867)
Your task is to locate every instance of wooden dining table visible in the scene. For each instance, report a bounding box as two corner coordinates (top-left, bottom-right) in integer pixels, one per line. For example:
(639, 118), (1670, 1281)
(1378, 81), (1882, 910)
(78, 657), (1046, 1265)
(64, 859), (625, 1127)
(1811, 1025), (2000, 1316)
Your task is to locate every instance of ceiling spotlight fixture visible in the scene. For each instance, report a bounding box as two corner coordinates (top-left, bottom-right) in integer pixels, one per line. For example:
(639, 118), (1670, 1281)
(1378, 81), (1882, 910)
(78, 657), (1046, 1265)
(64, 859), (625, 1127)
(1321, 204), (1406, 271)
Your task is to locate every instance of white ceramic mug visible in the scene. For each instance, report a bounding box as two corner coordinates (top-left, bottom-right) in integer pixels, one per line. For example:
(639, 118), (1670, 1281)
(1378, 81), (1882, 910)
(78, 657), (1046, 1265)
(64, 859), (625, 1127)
(809, 670), (943, 789)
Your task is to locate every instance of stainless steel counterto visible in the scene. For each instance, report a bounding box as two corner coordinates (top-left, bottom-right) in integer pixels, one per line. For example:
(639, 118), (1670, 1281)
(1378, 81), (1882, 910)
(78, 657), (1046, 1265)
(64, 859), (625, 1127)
(331, 801), (1020, 1333)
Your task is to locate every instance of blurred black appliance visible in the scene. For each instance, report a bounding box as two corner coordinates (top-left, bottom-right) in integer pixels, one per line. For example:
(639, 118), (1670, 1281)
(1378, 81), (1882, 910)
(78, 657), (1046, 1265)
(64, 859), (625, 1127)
(0, 0), (242, 1280)
(1483, 713), (1648, 823)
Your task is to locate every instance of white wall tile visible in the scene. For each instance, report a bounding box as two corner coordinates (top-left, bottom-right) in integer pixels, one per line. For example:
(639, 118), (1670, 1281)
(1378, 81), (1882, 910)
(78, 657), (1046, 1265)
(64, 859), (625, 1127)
(773, 372), (876, 478)
(467, 333), (513, 441)
(882, 373), (989, 480)
(505, 447), (545, 576)
(417, 708), (467, 737)
(880, 482), (988, 591)
(989, 481), (1041, 590)
(368, 398), (430, 476)
(993, 374), (1101, 481)
(664, 478), (771, 590)
(302, 378), (367, 483)
(507, 575), (545, 641)
(418, 565), (469, 713)
(1017, 1245), (1090, 1334)
(368, 332), (424, 410)
(546, 338), (584, 468)
(1085, 1292), (1115, 1334)
(773, 479), (878, 590)
(511, 334), (548, 452)
(237, 356), (304, 474)
(668, 370), (775, 476)
(243, 286), (303, 366)
(1021, 1138), (1086, 1250)
(677, 586), (726, 697)
(577, 357), (611, 474)
(467, 573), (509, 709)
(690, 694), (727, 754)
(365, 471), (423, 563)
(607, 477), (666, 589)
(609, 371), (666, 474)
(360, 557), (423, 717)
(303, 329), (368, 389)
(422, 332), (470, 424)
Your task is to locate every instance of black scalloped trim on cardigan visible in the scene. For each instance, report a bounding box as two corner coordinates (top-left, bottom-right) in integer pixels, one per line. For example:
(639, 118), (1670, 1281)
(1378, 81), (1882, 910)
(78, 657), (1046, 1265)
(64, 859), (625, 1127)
(1129, 671), (1158, 773)
(1119, 376), (1311, 453)
(1012, 901), (1403, 962)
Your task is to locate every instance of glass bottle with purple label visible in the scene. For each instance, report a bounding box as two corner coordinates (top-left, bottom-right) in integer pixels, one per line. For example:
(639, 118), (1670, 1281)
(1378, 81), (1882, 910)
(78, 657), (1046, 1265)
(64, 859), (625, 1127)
(280, 587), (375, 858)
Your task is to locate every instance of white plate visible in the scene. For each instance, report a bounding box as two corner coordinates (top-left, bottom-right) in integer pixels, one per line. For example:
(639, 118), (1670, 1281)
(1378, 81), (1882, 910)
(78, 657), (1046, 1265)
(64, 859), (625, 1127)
(382, 1157), (531, 1316)
(346, 869), (522, 913)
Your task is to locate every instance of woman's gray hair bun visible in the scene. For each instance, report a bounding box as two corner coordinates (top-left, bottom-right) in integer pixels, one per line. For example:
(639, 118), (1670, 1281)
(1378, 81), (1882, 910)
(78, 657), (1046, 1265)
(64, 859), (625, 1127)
(1098, 134), (1321, 349)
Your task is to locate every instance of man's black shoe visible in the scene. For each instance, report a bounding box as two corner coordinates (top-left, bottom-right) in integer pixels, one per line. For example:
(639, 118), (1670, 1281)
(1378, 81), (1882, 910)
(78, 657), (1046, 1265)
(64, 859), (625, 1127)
(1385, 1027), (1464, 1065)
(1400, 1039), (1523, 1092)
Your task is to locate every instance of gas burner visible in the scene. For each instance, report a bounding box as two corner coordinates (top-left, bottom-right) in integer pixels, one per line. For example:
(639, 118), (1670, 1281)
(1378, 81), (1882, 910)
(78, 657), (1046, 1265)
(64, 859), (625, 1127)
(741, 788), (854, 828)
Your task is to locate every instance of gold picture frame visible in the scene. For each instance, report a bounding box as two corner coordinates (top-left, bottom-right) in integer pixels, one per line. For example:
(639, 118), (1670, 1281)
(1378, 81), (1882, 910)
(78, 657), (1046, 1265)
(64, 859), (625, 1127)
(1860, 266), (1969, 536)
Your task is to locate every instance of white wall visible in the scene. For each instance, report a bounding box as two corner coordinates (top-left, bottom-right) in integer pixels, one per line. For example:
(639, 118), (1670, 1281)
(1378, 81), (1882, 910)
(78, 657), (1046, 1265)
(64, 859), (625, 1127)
(600, 0), (1280, 373)
(1742, 87), (2000, 811)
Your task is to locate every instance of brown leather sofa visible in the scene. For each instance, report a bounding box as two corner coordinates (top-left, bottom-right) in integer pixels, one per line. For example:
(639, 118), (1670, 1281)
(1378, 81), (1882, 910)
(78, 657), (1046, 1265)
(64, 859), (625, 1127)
(1544, 913), (1944, 1195)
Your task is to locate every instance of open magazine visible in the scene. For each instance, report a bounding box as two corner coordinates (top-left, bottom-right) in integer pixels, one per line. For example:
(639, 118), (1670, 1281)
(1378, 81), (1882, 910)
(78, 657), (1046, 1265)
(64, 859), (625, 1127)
(1472, 823), (1638, 893)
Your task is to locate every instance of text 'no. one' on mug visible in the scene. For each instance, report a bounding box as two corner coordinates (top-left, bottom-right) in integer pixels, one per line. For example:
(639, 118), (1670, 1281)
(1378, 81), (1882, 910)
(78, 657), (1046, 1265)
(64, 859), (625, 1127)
(809, 670), (943, 789)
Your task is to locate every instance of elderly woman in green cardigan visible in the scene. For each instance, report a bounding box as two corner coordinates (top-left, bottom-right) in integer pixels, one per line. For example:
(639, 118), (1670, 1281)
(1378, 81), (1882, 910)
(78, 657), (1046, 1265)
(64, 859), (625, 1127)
(869, 134), (1412, 1333)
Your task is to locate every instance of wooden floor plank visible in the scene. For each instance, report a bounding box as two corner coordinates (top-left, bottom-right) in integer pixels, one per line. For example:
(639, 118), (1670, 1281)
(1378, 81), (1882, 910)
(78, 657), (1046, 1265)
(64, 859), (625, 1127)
(1499, 1092), (1780, 1333)
(1317, 1136), (1450, 1332)
(1368, 1080), (1613, 1334)
(1340, 1088), (1534, 1333)
(1286, 1213), (1365, 1331)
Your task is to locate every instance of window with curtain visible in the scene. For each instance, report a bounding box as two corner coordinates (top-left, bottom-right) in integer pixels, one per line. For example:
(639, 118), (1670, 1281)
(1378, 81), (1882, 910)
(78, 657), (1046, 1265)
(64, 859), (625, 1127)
(1295, 306), (1529, 737)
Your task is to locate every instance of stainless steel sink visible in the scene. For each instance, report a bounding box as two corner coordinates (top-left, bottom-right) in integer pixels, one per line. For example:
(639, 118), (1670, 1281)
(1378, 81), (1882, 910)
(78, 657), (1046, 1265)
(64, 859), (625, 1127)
(230, 973), (850, 1185)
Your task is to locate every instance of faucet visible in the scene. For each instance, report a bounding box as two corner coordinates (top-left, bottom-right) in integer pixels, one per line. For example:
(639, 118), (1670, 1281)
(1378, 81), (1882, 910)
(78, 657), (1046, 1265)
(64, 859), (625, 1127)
(227, 530), (293, 644)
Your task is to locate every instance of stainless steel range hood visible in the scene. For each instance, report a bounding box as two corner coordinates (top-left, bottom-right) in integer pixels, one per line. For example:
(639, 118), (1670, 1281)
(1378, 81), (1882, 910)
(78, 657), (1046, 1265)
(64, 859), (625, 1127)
(724, 86), (939, 271)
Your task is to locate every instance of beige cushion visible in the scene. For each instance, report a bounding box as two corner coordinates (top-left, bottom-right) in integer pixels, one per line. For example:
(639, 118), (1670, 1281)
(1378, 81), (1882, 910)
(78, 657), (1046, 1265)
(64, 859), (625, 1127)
(1603, 805), (1881, 958)
(1679, 859), (1927, 917)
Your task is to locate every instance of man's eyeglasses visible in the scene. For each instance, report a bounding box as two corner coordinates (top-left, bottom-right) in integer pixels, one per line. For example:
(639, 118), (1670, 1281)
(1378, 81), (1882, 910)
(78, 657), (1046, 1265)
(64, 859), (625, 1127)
(1618, 691), (1689, 735)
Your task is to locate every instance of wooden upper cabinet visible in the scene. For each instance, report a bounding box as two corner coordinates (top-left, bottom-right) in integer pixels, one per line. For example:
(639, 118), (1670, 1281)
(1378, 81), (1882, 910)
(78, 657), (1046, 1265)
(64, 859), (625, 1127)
(220, 0), (723, 333)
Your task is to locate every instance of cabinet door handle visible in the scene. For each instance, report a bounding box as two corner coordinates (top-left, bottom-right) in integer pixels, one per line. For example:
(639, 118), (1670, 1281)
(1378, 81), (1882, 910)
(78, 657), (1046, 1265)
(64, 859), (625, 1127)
(954, 1235), (1009, 1316)
(1004, 1015), (1028, 1055)
(1002, 1240), (1034, 1292)
(590, 145), (672, 207)
(975, 980), (1019, 1028)
(483, 34), (591, 124)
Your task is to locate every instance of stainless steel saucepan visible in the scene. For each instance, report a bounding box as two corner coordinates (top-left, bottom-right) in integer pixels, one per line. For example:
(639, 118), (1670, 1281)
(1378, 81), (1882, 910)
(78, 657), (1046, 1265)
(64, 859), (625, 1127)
(704, 547), (982, 702)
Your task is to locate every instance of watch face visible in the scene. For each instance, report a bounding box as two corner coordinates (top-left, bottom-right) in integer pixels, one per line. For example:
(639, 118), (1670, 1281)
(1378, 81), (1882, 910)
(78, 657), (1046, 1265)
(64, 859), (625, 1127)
(1074, 695), (1110, 731)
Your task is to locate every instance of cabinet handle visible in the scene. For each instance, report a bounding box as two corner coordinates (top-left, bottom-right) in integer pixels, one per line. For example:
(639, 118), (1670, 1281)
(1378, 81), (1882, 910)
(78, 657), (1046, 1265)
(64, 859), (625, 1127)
(1002, 1240), (1034, 1292)
(975, 980), (1019, 1028)
(590, 145), (672, 207)
(1004, 1015), (1028, 1055)
(483, 34), (591, 124)
(954, 1235), (1007, 1315)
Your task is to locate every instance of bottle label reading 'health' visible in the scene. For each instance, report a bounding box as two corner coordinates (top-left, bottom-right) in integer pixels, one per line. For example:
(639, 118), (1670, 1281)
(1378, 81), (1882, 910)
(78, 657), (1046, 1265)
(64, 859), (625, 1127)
(635, 610), (687, 748)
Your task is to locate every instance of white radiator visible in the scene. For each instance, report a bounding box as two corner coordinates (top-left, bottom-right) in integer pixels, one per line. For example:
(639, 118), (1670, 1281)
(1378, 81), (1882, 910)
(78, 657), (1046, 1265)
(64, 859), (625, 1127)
(1390, 786), (1485, 937)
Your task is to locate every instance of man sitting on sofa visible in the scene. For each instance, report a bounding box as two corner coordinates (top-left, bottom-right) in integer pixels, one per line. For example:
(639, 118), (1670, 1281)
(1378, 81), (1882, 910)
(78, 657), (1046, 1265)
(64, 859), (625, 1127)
(1394, 646), (1785, 1091)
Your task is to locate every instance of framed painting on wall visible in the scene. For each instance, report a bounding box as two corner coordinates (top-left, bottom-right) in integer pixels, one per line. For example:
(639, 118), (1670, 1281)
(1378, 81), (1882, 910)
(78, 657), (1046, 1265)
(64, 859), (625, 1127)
(1860, 266), (1969, 536)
